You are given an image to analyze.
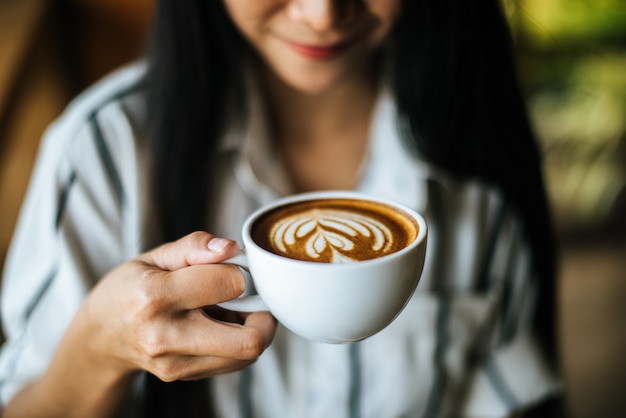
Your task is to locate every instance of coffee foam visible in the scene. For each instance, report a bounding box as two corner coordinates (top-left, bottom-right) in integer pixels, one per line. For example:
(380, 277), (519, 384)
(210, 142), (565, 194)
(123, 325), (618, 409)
(251, 198), (418, 263)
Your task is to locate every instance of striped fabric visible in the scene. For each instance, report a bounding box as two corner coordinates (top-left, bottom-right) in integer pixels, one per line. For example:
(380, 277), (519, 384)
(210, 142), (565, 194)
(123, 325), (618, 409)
(0, 63), (560, 417)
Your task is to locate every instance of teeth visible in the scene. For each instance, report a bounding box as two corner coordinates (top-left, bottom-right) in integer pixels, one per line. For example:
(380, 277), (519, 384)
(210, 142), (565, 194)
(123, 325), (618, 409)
(270, 209), (394, 262)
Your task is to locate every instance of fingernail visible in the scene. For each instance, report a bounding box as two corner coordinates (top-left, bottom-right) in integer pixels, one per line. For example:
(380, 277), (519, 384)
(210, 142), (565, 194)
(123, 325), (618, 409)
(208, 238), (231, 253)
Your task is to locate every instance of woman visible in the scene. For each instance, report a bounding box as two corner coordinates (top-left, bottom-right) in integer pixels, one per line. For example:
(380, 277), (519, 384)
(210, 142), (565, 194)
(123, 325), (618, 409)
(0, 0), (562, 416)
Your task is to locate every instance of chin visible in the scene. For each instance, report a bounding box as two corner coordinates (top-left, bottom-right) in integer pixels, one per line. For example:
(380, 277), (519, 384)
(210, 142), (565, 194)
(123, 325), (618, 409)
(275, 66), (355, 96)
(286, 77), (341, 96)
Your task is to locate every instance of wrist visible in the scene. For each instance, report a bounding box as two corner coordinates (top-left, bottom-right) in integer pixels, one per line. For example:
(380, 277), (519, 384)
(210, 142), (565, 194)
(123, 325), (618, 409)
(40, 298), (138, 416)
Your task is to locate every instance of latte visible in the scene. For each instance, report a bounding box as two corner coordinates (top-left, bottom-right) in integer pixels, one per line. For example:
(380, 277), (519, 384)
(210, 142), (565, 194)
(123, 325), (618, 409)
(251, 198), (418, 263)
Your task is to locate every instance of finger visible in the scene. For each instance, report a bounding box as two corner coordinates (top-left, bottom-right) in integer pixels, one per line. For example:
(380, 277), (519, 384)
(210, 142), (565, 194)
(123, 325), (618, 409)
(136, 311), (277, 382)
(242, 312), (278, 350)
(149, 354), (258, 382)
(167, 310), (277, 360)
(140, 231), (240, 271)
(177, 358), (258, 380)
(164, 264), (247, 310)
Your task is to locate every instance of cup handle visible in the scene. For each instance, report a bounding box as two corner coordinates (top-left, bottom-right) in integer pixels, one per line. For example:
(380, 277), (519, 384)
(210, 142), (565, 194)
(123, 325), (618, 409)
(218, 250), (270, 312)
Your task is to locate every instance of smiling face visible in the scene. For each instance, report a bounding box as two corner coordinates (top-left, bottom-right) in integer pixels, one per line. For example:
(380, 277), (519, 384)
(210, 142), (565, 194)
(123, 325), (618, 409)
(222, 0), (402, 95)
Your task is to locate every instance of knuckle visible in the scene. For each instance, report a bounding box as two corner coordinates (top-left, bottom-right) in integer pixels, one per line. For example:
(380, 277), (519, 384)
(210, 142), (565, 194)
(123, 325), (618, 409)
(140, 329), (171, 359)
(152, 361), (185, 383)
(187, 231), (210, 246)
(131, 272), (169, 318)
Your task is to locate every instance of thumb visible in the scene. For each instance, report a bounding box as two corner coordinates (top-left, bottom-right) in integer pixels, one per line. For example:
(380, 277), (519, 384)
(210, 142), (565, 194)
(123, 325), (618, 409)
(139, 231), (240, 271)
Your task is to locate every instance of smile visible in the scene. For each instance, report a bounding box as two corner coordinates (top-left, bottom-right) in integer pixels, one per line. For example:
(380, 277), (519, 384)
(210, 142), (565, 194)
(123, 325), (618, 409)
(285, 40), (352, 60)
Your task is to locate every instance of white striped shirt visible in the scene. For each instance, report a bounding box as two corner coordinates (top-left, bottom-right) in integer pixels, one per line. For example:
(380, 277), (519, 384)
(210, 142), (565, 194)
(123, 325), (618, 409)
(0, 63), (560, 417)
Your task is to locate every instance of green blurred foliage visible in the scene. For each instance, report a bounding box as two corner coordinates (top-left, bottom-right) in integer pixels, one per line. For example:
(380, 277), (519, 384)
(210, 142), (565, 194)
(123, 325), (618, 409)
(508, 0), (626, 47)
(529, 55), (626, 231)
(505, 0), (626, 235)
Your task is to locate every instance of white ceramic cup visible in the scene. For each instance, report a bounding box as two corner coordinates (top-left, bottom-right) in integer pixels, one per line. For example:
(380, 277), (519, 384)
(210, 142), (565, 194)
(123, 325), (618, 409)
(220, 191), (428, 343)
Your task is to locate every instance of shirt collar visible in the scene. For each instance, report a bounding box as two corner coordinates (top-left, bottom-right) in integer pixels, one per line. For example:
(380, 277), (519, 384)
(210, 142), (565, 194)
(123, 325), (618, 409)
(355, 87), (434, 213)
(221, 72), (290, 206)
(223, 78), (441, 212)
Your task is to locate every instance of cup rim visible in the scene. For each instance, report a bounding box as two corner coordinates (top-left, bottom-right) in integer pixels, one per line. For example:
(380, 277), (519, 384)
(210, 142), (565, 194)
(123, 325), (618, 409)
(241, 190), (427, 268)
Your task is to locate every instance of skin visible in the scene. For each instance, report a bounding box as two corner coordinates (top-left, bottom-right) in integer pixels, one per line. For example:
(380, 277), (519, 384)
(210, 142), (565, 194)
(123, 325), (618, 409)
(3, 233), (276, 417)
(223, 0), (401, 95)
(223, 0), (401, 191)
(2, 1), (401, 416)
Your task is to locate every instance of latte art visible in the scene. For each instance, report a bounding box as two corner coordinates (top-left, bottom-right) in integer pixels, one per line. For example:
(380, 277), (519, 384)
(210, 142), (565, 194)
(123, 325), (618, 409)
(271, 209), (394, 263)
(251, 198), (418, 263)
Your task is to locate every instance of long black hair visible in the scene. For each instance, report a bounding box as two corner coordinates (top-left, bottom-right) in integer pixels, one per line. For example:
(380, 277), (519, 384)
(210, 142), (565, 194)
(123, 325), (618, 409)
(143, 0), (246, 243)
(141, 2), (246, 416)
(391, 1), (557, 356)
(142, 0), (557, 414)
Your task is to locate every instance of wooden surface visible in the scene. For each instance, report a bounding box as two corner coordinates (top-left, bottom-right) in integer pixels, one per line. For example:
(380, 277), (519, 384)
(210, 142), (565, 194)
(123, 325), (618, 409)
(0, 0), (153, 265)
(559, 242), (626, 418)
(0, 0), (50, 124)
(72, 0), (153, 85)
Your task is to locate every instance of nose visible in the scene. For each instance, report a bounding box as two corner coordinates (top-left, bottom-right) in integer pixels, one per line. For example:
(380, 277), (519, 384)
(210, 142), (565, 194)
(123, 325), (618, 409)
(287, 0), (362, 31)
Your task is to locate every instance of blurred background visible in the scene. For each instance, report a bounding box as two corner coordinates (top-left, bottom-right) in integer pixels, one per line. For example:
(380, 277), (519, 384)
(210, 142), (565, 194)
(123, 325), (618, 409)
(506, 2), (626, 415)
(0, 0), (624, 416)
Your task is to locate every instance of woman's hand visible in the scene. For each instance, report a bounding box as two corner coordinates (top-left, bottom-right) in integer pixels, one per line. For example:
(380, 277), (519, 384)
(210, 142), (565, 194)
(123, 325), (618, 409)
(85, 231), (277, 381)
(3, 231), (277, 418)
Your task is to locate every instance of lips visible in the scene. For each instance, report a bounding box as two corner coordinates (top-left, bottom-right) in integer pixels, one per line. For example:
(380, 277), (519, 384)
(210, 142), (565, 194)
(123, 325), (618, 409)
(286, 40), (352, 60)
